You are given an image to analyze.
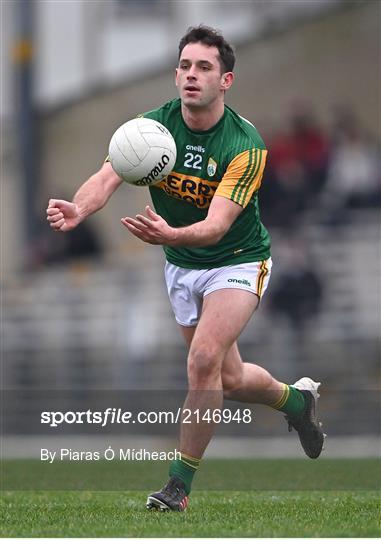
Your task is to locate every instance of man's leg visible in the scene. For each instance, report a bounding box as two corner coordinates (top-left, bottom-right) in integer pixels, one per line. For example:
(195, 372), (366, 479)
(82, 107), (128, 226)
(221, 341), (290, 404)
(180, 323), (285, 406)
(147, 288), (260, 511)
(219, 332), (325, 461)
(182, 318), (325, 459)
(180, 288), (260, 456)
(147, 289), (324, 511)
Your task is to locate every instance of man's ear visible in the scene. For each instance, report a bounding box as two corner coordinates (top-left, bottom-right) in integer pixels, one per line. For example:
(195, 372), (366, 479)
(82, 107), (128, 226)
(221, 72), (234, 90)
(175, 68), (179, 87)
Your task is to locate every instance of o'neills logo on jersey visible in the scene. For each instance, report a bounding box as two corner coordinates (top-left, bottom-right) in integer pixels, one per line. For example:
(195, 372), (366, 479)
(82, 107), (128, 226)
(136, 154), (170, 186)
(155, 171), (219, 209)
(186, 144), (205, 153)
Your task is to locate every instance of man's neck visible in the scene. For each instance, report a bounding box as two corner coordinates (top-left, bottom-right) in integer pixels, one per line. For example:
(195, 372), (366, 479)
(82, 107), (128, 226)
(181, 101), (225, 132)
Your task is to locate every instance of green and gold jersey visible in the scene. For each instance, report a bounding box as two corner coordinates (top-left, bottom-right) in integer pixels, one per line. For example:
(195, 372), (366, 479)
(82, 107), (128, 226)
(142, 98), (270, 269)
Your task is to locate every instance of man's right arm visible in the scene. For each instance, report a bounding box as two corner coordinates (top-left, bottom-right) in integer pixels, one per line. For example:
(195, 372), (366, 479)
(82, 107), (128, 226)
(46, 162), (123, 232)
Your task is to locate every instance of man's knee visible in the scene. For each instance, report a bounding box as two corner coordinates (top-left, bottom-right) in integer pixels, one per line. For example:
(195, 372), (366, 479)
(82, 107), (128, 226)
(187, 341), (222, 388)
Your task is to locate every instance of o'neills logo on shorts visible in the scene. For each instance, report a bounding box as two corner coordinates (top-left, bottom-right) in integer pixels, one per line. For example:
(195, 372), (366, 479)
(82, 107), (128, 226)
(228, 278), (251, 286)
(136, 154), (170, 186)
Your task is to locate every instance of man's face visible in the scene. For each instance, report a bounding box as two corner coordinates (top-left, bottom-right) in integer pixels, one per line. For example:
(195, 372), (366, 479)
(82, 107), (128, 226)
(176, 42), (233, 109)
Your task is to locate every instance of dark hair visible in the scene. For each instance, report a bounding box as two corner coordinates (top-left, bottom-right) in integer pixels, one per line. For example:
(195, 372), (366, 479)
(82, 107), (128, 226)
(178, 25), (235, 73)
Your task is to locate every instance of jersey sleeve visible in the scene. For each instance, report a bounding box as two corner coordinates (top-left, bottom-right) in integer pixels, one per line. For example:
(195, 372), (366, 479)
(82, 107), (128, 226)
(215, 148), (267, 208)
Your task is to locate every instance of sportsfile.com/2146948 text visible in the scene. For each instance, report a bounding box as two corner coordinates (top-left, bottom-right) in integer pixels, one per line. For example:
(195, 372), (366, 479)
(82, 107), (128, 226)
(40, 408), (254, 427)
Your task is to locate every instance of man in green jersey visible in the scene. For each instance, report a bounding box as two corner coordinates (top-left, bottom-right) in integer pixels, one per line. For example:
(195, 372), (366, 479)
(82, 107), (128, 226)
(47, 25), (325, 512)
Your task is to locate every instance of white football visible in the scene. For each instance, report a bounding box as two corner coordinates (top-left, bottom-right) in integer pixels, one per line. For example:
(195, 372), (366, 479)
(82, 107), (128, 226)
(108, 118), (176, 186)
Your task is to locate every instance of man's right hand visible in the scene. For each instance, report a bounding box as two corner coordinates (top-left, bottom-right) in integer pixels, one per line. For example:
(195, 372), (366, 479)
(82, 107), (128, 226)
(46, 199), (82, 232)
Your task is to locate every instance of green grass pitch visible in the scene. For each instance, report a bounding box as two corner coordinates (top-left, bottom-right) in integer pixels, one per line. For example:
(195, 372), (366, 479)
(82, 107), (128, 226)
(1, 459), (380, 537)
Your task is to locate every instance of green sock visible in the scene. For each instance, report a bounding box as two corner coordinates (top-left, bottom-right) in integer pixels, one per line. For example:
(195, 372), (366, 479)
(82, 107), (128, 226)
(169, 453), (200, 495)
(271, 384), (306, 418)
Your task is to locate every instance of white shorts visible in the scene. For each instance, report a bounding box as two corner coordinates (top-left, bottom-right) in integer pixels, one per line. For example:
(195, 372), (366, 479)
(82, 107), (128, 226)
(165, 258), (272, 327)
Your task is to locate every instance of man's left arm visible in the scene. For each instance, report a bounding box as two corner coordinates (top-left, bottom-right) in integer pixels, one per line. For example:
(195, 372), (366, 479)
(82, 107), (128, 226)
(120, 195), (242, 247)
(121, 146), (267, 247)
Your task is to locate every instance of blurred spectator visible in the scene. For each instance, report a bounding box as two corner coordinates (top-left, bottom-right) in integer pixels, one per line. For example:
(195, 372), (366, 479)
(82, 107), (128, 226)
(259, 138), (307, 227)
(260, 129), (308, 227)
(320, 111), (381, 223)
(261, 102), (330, 228)
(290, 103), (330, 196)
(269, 234), (323, 333)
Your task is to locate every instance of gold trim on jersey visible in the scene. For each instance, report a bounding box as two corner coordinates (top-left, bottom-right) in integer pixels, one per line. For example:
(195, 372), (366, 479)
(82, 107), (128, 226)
(216, 148), (268, 208)
(154, 172), (219, 209)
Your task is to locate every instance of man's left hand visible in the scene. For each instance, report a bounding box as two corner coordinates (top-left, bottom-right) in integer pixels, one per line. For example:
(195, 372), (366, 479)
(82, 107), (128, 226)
(121, 206), (177, 245)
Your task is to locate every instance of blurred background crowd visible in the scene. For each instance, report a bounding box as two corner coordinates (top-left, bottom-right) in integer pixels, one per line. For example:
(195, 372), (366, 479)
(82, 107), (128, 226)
(2, 0), (380, 456)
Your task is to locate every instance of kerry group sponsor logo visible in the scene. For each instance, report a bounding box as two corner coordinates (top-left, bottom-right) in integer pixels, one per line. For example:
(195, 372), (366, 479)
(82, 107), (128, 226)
(154, 171), (219, 209)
